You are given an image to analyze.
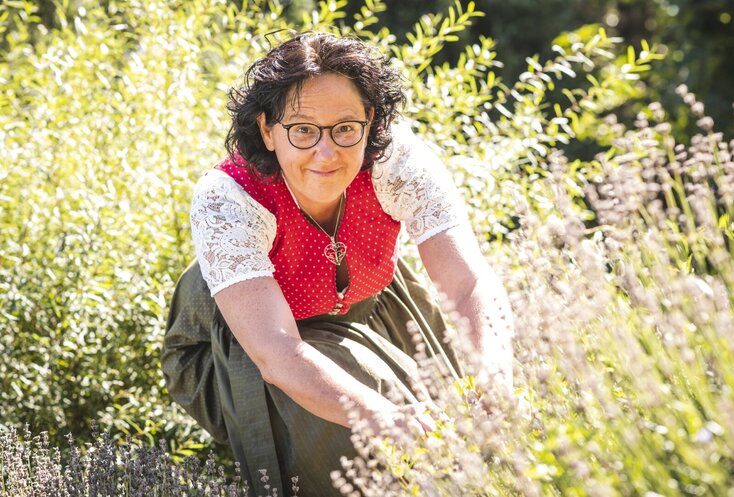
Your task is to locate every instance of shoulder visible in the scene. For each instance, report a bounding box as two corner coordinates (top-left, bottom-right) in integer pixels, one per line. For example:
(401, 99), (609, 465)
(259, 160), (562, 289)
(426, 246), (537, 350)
(371, 120), (416, 177)
(193, 168), (240, 198)
(190, 168), (277, 296)
(371, 120), (467, 243)
(192, 169), (274, 219)
(190, 168), (276, 250)
(371, 120), (448, 184)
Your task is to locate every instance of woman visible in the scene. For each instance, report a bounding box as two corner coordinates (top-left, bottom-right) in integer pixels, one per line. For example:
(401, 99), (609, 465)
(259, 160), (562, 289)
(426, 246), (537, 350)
(162, 32), (513, 495)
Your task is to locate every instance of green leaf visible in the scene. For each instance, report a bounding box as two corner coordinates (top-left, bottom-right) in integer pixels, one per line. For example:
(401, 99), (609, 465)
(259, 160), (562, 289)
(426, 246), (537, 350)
(627, 44), (635, 64)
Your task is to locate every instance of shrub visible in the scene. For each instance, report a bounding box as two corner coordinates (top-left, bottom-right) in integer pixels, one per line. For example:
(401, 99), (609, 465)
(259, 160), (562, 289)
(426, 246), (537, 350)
(0, 0), (646, 453)
(1, 0), (294, 455)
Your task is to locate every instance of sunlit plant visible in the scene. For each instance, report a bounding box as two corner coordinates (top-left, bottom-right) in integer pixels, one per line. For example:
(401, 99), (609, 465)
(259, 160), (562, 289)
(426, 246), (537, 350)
(2, 0), (732, 495)
(337, 87), (734, 497)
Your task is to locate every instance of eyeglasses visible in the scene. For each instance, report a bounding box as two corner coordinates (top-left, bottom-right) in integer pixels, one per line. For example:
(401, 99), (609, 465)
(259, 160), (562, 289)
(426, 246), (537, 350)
(277, 120), (370, 149)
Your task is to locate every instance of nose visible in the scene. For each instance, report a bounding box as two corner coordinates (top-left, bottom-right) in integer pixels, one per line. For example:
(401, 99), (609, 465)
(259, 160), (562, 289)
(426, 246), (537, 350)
(313, 131), (339, 160)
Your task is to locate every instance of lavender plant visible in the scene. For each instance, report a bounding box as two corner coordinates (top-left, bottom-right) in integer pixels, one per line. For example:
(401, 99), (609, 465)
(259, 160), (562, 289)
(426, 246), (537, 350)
(338, 90), (734, 496)
(0, 426), (255, 497)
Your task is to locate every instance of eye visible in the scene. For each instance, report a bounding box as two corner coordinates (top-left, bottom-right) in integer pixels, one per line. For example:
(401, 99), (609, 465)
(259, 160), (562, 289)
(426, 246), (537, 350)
(334, 122), (357, 134)
(294, 124), (318, 135)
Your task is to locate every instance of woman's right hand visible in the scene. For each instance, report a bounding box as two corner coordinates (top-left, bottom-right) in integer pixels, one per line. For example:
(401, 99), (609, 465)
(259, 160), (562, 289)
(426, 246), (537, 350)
(403, 402), (437, 435)
(370, 402), (437, 436)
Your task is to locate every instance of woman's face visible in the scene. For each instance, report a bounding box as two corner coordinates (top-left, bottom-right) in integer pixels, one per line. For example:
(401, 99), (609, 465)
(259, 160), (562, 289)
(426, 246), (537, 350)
(258, 73), (373, 220)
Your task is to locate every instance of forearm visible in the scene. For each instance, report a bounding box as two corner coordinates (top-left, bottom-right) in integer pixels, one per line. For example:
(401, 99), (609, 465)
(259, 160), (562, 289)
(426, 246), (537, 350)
(250, 332), (396, 428)
(215, 279), (398, 429)
(419, 224), (514, 388)
(453, 267), (514, 387)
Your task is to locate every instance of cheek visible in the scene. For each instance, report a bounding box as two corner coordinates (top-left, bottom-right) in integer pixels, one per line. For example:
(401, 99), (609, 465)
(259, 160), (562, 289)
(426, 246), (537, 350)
(355, 144), (369, 165)
(273, 147), (308, 174)
(273, 149), (291, 169)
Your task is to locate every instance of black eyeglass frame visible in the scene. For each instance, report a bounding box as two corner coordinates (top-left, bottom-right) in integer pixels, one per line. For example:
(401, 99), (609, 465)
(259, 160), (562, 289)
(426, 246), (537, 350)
(277, 120), (371, 150)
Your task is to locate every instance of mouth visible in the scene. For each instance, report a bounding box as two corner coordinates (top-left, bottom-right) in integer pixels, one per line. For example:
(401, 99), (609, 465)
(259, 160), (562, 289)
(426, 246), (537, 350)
(308, 168), (339, 177)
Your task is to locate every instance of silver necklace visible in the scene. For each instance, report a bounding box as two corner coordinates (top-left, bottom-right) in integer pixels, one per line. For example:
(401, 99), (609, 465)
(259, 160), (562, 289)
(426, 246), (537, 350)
(283, 178), (347, 266)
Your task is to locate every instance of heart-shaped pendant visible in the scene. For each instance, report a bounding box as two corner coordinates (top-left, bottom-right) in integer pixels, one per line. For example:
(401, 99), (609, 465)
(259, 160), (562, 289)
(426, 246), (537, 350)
(324, 241), (347, 265)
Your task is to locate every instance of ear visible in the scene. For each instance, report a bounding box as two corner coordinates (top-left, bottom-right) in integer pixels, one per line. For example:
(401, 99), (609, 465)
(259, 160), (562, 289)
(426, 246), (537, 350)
(257, 113), (275, 151)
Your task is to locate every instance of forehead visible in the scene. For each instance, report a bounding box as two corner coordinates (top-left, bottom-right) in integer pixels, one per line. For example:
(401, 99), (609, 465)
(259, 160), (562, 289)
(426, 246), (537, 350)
(284, 73), (366, 120)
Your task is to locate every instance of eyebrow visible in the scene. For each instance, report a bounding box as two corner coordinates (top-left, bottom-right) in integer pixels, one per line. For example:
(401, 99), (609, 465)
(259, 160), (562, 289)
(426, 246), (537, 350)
(285, 112), (363, 122)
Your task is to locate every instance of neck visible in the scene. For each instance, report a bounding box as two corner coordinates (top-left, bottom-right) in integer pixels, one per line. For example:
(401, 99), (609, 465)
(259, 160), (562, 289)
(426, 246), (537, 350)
(281, 178), (345, 231)
(292, 196), (344, 234)
(304, 196), (341, 225)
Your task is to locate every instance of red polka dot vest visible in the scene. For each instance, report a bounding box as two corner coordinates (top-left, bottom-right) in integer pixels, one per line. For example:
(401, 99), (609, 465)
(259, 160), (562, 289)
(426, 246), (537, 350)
(216, 157), (401, 319)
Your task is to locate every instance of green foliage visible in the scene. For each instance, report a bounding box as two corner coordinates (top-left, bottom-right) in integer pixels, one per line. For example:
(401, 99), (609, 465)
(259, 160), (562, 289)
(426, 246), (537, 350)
(467, 0), (734, 137)
(0, 0), (258, 454)
(1, 0), (733, 495)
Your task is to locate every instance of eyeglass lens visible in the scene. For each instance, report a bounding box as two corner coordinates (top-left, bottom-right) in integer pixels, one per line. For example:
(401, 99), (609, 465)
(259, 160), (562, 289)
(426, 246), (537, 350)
(286, 121), (366, 149)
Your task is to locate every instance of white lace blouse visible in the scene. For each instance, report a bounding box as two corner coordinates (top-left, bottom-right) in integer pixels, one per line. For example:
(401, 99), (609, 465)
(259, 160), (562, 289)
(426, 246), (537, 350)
(191, 123), (466, 296)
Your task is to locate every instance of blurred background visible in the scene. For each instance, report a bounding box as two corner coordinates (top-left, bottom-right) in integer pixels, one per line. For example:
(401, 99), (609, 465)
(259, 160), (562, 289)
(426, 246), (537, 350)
(24, 0), (734, 135)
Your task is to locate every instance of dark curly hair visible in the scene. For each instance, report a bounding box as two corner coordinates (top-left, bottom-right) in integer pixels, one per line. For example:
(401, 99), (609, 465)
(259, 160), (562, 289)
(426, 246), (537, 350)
(225, 32), (405, 179)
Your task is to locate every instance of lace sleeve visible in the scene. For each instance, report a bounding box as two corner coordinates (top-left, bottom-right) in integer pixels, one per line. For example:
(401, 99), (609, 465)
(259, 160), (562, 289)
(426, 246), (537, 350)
(373, 122), (467, 244)
(190, 169), (276, 296)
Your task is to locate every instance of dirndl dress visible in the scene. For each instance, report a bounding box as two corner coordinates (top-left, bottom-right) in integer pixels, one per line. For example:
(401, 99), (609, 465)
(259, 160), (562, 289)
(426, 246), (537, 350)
(161, 258), (462, 496)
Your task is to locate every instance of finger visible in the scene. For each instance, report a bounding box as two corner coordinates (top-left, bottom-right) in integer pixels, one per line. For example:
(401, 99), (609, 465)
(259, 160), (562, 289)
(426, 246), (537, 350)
(407, 416), (426, 435)
(415, 413), (436, 433)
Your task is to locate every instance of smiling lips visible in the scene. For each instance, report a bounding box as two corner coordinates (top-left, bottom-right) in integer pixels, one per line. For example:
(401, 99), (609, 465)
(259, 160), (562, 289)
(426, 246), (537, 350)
(308, 168), (339, 176)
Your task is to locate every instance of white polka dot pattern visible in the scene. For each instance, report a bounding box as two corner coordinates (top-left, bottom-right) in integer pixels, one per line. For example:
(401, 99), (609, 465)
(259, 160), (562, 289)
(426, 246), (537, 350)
(212, 159), (400, 319)
(189, 123), (466, 318)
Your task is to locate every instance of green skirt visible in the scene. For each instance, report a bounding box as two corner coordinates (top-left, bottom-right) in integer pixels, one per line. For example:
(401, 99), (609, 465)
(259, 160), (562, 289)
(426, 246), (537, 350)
(161, 259), (461, 496)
